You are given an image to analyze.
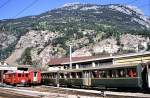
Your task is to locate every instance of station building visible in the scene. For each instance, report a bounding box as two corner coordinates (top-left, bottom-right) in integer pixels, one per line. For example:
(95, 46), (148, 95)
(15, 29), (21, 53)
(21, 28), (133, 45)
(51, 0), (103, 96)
(47, 51), (150, 71)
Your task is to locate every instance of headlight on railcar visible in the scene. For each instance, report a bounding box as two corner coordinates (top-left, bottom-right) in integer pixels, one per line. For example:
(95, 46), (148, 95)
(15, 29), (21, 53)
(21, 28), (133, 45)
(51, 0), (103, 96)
(21, 79), (26, 83)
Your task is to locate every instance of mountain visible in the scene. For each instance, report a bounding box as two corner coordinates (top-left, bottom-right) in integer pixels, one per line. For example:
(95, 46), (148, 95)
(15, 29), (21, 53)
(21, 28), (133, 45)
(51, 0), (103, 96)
(0, 4), (150, 66)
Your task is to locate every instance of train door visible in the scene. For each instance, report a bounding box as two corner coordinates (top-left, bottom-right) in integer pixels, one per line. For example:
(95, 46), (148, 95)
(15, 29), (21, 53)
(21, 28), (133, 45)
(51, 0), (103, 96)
(141, 65), (148, 89)
(147, 65), (150, 88)
(83, 71), (91, 86)
(33, 72), (37, 81)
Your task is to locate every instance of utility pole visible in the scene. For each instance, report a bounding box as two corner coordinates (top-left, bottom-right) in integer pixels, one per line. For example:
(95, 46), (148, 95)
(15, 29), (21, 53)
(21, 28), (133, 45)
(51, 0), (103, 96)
(69, 45), (72, 69)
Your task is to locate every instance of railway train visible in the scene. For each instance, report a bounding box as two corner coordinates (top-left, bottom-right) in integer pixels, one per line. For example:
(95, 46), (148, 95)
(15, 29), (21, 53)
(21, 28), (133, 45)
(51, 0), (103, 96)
(3, 69), (41, 86)
(41, 62), (150, 90)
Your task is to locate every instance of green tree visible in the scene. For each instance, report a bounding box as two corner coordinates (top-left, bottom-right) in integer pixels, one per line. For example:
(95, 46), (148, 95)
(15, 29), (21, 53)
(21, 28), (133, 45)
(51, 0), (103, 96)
(22, 48), (33, 65)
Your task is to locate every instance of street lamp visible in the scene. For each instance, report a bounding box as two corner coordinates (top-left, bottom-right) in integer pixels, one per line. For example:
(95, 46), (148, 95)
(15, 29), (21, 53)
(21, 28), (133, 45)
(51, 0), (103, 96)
(69, 45), (72, 69)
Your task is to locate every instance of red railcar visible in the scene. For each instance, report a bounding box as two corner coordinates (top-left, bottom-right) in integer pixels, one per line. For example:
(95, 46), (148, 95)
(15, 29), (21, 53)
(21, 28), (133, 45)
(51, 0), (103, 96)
(3, 70), (41, 86)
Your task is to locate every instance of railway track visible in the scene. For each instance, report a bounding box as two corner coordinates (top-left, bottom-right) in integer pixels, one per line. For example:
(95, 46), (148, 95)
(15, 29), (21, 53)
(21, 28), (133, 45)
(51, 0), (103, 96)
(1, 85), (150, 98)
(18, 86), (150, 98)
(0, 87), (40, 98)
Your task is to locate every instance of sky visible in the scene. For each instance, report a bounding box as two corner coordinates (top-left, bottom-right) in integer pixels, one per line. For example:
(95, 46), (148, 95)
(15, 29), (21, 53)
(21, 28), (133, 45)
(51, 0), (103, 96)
(0, 0), (149, 20)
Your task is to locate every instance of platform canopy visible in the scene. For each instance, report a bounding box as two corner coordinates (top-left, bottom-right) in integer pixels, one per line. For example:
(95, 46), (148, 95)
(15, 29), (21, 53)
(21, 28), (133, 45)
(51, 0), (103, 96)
(0, 67), (17, 70)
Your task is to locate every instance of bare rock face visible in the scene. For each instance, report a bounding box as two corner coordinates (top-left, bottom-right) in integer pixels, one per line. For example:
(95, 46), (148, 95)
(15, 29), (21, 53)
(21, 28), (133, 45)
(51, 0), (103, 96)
(71, 34), (150, 57)
(93, 37), (119, 54)
(120, 34), (149, 52)
(0, 33), (16, 49)
(72, 47), (92, 57)
(16, 30), (60, 49)
(6, 30), (63, 65)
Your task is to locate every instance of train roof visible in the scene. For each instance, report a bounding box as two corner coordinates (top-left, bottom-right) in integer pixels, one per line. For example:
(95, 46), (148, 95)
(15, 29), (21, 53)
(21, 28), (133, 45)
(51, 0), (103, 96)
(42, 63), (139, 73)
(61, 63), (138, 72)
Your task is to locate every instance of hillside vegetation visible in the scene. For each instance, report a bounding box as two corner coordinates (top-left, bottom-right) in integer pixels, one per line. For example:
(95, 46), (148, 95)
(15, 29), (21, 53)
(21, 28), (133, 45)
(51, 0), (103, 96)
(0, 4), (150, 66)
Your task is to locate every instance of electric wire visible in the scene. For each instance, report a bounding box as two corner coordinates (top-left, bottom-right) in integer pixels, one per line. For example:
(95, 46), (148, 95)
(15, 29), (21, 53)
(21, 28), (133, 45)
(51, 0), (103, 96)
(13, 0), (39, 18)
(0, 0), (11, 9)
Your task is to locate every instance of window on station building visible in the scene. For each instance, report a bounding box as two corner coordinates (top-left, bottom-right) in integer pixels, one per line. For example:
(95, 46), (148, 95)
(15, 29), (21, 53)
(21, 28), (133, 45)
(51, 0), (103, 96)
(79, 62), (92, 68)
(64, 65), (69, 69)
(95, 59), (113, 67)
(72, 64), (76, 69)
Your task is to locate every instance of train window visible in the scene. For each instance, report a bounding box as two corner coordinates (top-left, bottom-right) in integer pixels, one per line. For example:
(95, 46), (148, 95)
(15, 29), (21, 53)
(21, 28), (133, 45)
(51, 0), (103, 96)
(111, 70), (118, 78)
(77, 72), (82, 78)
(26, 74), (28, 77)
(98, 71), (102, 78)
(117, 69), (126, 77)
(8, 74), (11, 77)
(101, 71), (107, 78)
(92, 71), (96, 78)
(34, 72), (37, 77)
(108, 70), (112, 78)
(22, 74), (24, 77)
(71, 72), (76, 78)
(46, 74), (49, 78)
(127, 68), (137, 77)
(18, 74), (21, 77)
(60, 73), (64, 78)
(51, 73), (55, 78)
(54, 73), (57, 78)
(64, 74), (67, 79)
(92, 70), (99, 78)
(83, 71), (89, 78)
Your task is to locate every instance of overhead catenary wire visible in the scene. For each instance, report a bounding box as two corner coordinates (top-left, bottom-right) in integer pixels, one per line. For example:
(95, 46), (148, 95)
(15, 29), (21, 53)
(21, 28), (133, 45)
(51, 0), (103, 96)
(8, 0), (39, 33)
(0, 0), (11, 9)
(13, 0), (39, 18)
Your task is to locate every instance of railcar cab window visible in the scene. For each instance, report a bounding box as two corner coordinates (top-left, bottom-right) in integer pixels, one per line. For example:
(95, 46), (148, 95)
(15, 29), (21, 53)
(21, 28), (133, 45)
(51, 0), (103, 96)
(18, 74), (21, 77)
(34, 72), (37, 77)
